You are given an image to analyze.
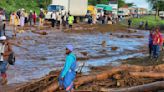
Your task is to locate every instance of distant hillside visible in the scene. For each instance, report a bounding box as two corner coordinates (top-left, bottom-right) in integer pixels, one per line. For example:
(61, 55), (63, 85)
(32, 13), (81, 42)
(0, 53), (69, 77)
(0, 0), (51, 15)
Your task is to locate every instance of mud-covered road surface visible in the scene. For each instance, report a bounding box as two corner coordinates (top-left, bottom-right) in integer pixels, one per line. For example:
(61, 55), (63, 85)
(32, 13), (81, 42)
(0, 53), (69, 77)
(2, 25), (148, 85)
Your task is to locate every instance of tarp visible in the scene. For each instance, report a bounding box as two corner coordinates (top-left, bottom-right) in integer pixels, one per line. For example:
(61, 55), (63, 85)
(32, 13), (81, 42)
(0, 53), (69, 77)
(96, 4), (112, 11)
(104, 6), (112, 11)
(88, 5), (96, 15)
(88, 5), (94, 11)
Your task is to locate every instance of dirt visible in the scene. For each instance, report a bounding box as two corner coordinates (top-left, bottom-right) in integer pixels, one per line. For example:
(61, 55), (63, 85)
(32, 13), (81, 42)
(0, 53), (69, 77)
(76, 52), (164, 91)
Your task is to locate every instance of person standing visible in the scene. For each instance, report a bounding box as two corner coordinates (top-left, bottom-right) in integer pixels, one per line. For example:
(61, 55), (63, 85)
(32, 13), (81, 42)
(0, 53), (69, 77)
(16, 9), (21, 19)
(51, 11), (56, 28)
(10, 12), (19, 37)
(56, 13), (62, 29)
(62, 12), (67, 28)
(59, 45), (77, 92)
(128, 19), (132, 28)
(162, 38), (164, 51)
(20, 9), (25, 27)
(152, 27), (163, 59)
(0, 36), (13, 85)
(28, 10), (33, 26)
(0, 9), (6, 36)
(145, 21), (148, 30)
(24, 10), (28, 25)
(32, 11), (37, 25)
(148, 29), (153, 58)
(68, 15), (74, 29)
(39, 8), (45, 26)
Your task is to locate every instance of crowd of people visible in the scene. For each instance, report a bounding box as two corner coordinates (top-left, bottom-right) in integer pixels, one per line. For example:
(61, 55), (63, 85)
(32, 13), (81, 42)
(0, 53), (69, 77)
(50, 10), (74, 29)
(0, 8), (74, 39)
(86, 12), (118, 25)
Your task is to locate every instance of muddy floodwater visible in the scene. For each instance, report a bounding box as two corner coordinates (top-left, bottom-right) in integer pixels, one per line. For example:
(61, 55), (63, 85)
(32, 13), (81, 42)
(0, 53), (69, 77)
(6, 29), (149, 84)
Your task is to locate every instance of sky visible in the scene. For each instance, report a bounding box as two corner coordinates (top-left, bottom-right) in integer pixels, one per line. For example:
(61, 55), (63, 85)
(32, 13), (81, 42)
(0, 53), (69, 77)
(125, 0), (150, 9)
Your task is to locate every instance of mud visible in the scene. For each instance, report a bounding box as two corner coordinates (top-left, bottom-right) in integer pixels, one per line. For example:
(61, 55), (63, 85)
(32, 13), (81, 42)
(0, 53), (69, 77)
(0, 23), (154, 91)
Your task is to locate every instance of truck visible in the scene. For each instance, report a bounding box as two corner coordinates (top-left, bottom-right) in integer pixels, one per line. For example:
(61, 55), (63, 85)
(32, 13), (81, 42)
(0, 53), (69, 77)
(159, 11), (164, 19)
(118, 7), (130, 17)
(45, 0), (88, 20)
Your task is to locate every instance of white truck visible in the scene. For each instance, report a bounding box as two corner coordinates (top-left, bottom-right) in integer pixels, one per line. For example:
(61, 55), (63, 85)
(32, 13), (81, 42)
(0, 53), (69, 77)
(159, 11), (164, 19)
(45, 0), (88, 20)
(118, 8), (130, 17)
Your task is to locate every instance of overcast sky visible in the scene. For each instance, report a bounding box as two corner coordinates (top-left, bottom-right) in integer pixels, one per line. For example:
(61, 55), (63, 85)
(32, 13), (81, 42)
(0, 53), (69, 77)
(125, 0), (150, 9)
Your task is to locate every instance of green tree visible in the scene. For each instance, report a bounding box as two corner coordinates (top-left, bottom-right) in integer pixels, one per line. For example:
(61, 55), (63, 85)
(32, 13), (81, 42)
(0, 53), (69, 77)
(147, 0), (164, 17)
(88, 0), (109, 5)
(126, 3), (135, 7)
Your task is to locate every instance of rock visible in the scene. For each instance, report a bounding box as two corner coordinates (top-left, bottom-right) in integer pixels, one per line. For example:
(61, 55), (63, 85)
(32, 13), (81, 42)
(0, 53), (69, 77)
(80, 52), (88, 56)
(128, 29), (137, 33)
(111, 47), (118, 51)
(41, 32), (48, 35)
(101, 41), (106, 47)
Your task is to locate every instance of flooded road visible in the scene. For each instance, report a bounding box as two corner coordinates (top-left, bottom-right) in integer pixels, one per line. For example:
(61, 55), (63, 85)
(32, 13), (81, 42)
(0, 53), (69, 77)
(6, 29), (149, 84)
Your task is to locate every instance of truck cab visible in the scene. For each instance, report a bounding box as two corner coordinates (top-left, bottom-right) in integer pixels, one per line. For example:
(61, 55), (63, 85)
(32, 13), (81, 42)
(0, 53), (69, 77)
(45, 4), (64, 20)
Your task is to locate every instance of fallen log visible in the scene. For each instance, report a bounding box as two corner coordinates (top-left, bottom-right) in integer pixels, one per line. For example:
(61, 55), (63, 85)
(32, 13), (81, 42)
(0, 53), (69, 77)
(129, 72), (164, 79)
(42, 82), (59, 92)
(31, 30), (48, 35)
(42, 64), (164, 92)
(100, 81), (164, 92)
(75, 67), (124, 88)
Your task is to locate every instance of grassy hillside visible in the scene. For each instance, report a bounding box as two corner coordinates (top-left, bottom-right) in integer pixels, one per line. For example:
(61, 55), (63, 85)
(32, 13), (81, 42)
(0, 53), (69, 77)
(131, 16), (164, 29)
(0, 0), (51, 17)
(132, 16), (164, 29)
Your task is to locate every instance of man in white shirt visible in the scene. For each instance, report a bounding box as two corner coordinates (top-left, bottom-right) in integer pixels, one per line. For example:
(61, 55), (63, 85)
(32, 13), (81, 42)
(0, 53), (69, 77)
(51, 11), (57, 28)
(0, 36), (12, 85)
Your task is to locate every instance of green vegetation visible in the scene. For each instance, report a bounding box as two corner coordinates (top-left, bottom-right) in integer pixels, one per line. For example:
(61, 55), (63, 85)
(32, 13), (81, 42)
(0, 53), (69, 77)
(147, 0), (164, 11)
(131, 16), (164, 29)
(0, 0), (52, 16)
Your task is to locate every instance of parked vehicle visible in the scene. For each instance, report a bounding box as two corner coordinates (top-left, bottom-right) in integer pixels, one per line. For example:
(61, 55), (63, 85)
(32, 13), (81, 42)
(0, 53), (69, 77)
(159, 11), (164, 19)
(118, 7), (130, 17)
(45, 0), (88, 20)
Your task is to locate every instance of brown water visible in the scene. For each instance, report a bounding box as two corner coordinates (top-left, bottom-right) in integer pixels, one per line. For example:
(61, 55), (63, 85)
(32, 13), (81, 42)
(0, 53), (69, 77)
(5, 29), (148, 84)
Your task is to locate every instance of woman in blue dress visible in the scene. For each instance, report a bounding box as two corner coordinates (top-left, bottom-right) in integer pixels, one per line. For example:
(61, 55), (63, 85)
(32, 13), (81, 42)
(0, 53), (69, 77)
(59, 45), (76, 92)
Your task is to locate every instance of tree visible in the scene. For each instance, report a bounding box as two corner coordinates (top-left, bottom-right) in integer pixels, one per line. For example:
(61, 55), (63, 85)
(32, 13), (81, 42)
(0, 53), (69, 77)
(147, 0), (164, 18)
(88, 0), (109, 5)
(127, 3), (135, 7)
(118, 0), (128, 8)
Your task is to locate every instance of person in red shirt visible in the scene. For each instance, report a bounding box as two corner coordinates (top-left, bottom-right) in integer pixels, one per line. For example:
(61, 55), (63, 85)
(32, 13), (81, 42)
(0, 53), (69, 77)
(32, 11), (37, 25)
(152, 27), (163, 59)
(162, 38), (164, 51)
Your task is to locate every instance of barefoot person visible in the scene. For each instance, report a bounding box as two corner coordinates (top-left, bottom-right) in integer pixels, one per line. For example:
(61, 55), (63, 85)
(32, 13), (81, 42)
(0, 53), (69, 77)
(0, 36), (13, 85)
(59, 45), (77, 92)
